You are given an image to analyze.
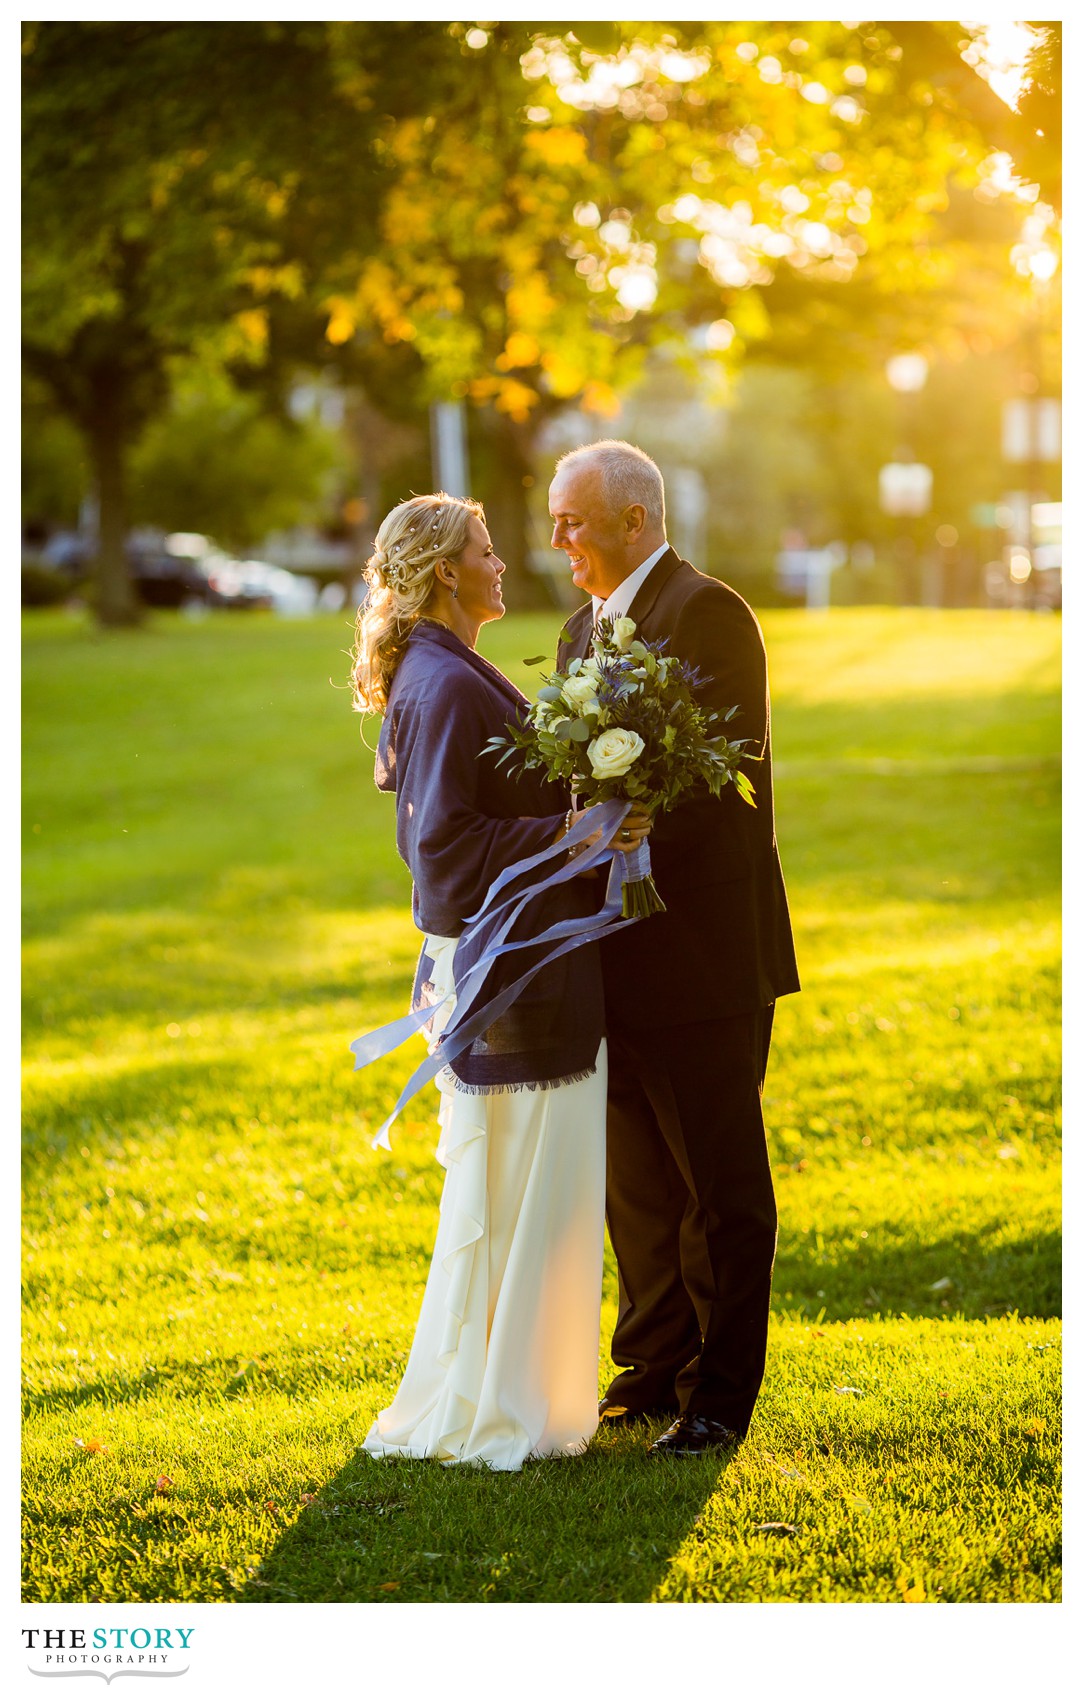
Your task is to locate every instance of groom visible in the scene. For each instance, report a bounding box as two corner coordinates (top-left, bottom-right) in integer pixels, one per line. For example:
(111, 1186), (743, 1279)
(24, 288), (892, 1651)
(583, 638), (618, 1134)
(551, 439), (800, 1456)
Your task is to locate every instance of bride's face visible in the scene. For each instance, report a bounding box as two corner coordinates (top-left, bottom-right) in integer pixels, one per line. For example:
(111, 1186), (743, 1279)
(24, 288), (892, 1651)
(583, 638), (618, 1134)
(452, 515), (506, 626)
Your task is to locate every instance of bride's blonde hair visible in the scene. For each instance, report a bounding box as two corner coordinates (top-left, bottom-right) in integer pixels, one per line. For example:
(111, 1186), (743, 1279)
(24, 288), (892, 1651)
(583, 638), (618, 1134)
(350, 492), (483, 714)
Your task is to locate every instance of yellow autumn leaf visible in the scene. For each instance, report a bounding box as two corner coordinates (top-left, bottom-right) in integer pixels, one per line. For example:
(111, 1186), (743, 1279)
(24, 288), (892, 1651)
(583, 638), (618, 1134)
(506, 273), (556, 330)
(383, 187), (435, 246)
(581, 380), (621, 418)
(540, 350), (583, 398)
(493, 377), (539, 422)
(525, 127), (588, 169)
(325, 311), (355, 346)
(496, 332), (541, 372)
(234, 309), (268, 351)
(1023, 1417), (1047, 1438)
(898, 1575), (926, 1602)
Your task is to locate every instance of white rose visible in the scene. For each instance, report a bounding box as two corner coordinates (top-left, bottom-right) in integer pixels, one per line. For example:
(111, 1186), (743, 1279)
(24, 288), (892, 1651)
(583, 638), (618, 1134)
(561, 673), (601, 715)
(587, 726), (645, 780)
(611, 616), (637, 652)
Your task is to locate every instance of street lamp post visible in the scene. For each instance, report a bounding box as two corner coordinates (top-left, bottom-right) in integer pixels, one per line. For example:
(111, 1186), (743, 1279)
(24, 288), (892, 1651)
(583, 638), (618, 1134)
(881, 354), (933, 604)
(430, 401), (471, 497)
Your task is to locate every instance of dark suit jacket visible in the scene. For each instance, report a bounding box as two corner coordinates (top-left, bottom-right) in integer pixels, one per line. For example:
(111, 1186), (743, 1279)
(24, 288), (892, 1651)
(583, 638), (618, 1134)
(557, 548), (800, 1026)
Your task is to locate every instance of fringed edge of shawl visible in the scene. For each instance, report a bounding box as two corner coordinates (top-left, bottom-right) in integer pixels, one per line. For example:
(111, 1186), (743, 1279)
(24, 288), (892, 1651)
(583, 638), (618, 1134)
(446, 1063), (599, 1097)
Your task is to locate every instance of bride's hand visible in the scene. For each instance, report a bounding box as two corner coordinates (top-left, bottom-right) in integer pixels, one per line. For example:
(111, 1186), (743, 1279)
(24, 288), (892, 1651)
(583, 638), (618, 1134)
(577, 799), (653, 853)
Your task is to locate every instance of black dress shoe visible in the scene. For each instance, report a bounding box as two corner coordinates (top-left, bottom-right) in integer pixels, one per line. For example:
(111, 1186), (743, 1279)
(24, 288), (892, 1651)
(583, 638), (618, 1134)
(598, 1399), (678, 1428)
(647, 1413), (741, 1457)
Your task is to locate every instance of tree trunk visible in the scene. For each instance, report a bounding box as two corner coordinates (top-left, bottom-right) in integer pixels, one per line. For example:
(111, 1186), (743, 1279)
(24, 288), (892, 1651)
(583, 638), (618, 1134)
(470, 407), (560, 611)
(87, 379), (142, 627)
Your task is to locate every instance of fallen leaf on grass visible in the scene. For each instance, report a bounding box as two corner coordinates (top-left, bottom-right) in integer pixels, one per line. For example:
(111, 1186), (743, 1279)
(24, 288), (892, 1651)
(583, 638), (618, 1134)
(929, 1277), (954, 1293)
(844, 1495), (873, 1513)
(833, 1385), (863, 1396)
(753, 1522), (797, 1537)
(74, 1438), (109, 1455)
(1023, 1418), (1047, 1438)
(154, 1475), (174, 1495)
(299, 1492), (318, 1505)
(898, 1576), (926, 1602)
(378, 1581), (400, 1592)
(265, 1501), (278, 1513)
(776, 1466), (805, 1481)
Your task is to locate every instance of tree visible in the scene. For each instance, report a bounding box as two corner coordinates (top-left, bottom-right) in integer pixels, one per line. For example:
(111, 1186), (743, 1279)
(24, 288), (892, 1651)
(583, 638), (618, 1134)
(21, 21), (422, 621)
(24, 20), (1058, 619)
(326, 19), (1057, 566)
(128, 370), (346, 553)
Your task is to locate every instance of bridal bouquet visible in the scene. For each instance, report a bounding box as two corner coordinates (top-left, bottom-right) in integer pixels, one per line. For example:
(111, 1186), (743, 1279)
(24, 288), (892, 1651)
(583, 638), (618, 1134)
(484, 615), (757, 918)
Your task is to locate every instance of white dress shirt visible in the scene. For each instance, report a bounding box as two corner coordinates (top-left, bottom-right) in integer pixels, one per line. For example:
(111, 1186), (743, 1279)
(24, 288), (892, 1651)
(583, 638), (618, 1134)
(591, 541), (670, 626)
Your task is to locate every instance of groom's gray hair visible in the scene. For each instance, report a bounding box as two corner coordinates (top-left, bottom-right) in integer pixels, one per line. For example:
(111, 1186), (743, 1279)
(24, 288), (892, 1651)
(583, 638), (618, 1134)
(554, 439), (666, 529)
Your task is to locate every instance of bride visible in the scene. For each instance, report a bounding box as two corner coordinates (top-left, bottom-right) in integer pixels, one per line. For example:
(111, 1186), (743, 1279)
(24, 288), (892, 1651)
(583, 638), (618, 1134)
(349, 492), (649, 1471)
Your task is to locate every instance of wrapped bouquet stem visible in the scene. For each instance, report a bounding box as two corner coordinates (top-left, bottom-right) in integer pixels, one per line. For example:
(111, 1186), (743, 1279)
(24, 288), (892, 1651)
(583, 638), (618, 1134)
(614, 833), (662, 919)
(486, 614), (758, 919)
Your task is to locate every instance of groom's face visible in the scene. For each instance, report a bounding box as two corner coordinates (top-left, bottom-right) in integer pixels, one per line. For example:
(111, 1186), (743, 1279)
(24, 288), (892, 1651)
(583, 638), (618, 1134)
(548, 463), (630, 601)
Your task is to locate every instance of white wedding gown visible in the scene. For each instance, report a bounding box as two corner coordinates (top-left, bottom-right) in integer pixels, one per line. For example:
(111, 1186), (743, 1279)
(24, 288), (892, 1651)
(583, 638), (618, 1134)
(362, 935), (607, 1471)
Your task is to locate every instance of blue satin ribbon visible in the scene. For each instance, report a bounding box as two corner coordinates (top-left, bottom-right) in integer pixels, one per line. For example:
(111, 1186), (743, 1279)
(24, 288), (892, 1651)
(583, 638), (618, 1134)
(350, 798), (649, 1147)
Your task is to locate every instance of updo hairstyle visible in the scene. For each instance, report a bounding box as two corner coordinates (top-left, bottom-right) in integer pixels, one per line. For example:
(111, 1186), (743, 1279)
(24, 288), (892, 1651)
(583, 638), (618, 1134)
(350, 492), (483, 714)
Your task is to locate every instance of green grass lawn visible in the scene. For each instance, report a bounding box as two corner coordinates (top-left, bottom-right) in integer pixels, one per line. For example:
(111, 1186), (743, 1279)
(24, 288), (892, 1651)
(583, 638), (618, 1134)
(22, 606), (1061, 1603)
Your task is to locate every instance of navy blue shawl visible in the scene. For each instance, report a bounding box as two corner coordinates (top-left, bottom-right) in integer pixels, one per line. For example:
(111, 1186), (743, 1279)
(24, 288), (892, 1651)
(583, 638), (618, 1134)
(375, 620), (605, 1091)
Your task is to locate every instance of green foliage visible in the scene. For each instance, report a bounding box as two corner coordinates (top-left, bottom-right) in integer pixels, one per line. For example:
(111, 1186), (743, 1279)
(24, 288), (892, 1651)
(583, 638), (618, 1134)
(22, 607), (1059, 1602)
(128, 373), (346, 552)
(343, 19), (1056, 419)
(23, 20), (1060, 622)
(22, 376), (88, 530)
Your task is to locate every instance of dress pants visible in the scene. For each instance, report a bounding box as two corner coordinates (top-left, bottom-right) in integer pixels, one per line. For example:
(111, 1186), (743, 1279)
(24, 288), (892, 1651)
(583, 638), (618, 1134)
(603, 1003), (776, 1436)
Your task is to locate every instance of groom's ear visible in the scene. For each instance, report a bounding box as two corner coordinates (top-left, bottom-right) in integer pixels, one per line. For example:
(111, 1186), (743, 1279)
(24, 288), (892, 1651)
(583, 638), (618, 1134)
(622, 502), (648, 542)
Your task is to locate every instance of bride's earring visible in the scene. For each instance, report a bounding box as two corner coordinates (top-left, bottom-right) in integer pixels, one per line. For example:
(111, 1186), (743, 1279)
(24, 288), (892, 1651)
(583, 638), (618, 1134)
(451, 585), (459, 599)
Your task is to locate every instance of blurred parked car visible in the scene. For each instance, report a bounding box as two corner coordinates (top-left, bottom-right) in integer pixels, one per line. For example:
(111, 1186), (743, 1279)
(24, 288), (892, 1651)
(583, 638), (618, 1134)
(22, 526), (319, 615)
(206, 558), (318, 614)
(129, 540), (213, 608)
(39, 529), (93, 577)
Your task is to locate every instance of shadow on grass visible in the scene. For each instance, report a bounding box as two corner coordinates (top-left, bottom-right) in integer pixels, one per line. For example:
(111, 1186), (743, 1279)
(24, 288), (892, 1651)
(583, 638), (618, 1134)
(238, 1427), (730, 1604)
(774, 1224), (1061, 1322)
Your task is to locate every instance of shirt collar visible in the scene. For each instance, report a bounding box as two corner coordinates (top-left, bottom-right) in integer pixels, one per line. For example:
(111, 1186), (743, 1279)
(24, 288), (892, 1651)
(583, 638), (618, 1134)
(592, 541), (670, 624)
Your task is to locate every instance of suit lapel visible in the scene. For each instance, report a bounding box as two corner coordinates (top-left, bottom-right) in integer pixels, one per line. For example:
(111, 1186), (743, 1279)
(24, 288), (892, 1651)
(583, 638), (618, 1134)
(625, 546), (684, 636)
(561, 547), (687, 659)
(560, 602), (594, 662)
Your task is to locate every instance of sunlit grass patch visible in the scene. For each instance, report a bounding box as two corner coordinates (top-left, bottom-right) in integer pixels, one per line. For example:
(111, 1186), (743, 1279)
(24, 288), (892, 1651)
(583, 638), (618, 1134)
(22, 607), (1059, 1601)
(22, 1318), (1059, 1604)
